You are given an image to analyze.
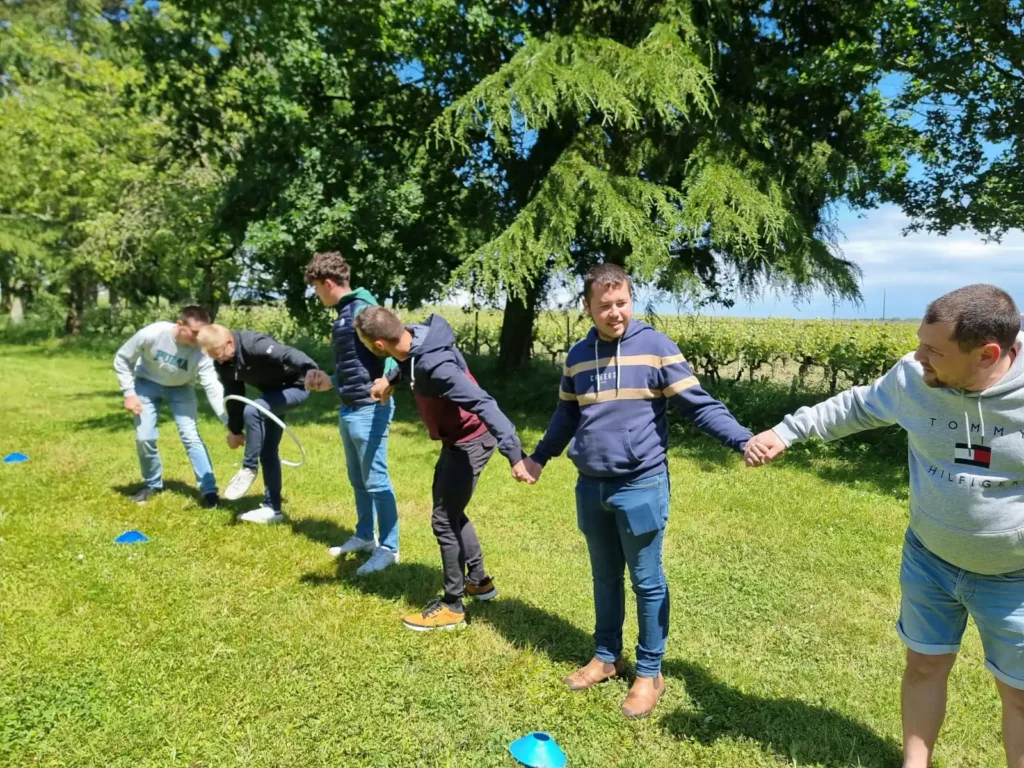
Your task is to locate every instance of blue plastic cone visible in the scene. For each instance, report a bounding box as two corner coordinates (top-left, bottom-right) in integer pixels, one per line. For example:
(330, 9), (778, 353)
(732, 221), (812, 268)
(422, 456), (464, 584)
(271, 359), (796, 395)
(115, 530), (149, 544)
(509, 732), (567, 768)
(3, 452), (29, 464)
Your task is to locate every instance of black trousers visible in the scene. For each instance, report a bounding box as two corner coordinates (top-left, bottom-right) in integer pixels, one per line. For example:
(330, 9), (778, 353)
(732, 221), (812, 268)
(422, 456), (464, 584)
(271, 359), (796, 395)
(431, 433), (496, 604)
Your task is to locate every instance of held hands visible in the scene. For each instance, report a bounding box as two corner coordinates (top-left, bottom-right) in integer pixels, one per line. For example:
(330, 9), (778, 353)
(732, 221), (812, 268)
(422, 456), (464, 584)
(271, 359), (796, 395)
(305, 370), (333, 392)
(744, 429), (787, 467)
(124, 395), (143, 416)
(370, 377), (394, 404)
(511, 457), (543, 485)
(227, 433), (245, 450)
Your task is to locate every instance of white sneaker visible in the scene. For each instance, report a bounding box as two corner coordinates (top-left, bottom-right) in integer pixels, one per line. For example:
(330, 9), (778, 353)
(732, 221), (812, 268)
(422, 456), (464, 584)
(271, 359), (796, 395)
(355, 547), (399, 575)
(224, 467), (258, 500)
(238, 505), (284, 525)
(328, 535), (377, 558)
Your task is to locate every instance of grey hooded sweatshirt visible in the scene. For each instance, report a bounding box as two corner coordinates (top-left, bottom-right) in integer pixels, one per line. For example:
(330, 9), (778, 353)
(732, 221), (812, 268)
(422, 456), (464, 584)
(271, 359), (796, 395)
(774, 334), (1024, 575)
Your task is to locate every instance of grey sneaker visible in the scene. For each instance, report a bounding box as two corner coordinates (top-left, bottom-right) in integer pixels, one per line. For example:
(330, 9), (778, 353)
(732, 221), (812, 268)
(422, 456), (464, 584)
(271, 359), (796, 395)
(355, 547), (399, 575)
(224, 467), (258, 500)
(328, 535), (376, 559)
(130, 487), (162, 504)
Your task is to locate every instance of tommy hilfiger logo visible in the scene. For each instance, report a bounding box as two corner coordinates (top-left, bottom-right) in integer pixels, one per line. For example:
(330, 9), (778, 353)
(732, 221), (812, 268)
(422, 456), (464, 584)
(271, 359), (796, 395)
(954, 443), (992, 469)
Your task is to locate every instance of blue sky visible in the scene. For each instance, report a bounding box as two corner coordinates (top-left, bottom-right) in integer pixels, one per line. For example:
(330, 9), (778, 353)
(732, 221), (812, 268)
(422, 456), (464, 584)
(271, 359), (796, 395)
(687, 205), (1024, 320)
(524, 206), (1024, 320)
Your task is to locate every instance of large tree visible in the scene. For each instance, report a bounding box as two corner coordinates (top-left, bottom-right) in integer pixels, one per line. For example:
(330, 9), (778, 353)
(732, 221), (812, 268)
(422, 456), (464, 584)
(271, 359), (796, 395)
(430, 0), (913, 367)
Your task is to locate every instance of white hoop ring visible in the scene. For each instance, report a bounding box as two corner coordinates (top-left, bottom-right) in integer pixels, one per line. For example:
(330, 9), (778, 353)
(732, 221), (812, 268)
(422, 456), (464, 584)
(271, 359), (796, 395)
(223, 394), (306, 468)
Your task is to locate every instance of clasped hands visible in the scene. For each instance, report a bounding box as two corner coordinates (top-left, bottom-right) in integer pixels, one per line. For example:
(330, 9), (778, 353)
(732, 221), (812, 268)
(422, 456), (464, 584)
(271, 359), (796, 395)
(743, 429), (787, 467)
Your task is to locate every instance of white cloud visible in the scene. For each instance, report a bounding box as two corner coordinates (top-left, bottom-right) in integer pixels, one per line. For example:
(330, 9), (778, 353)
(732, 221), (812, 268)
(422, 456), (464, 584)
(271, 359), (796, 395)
(698, 206), (1024, 319)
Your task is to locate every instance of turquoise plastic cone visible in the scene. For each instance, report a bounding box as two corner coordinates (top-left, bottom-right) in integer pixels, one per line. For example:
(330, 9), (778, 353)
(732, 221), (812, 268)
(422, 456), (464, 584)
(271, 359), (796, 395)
(115, 530), (149, 544)
(509, 732), (567, 768)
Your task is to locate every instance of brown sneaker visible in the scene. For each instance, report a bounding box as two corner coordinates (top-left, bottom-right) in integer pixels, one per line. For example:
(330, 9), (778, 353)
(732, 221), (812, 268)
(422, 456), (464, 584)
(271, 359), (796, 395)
(621, 673), (664, 719)
(564, 657), (626, 691)
(402, 598), (467, 632)
(465, 576), (498, 601)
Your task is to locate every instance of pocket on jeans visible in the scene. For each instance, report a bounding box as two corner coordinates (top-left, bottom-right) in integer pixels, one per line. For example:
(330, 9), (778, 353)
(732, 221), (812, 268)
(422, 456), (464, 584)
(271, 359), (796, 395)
(619, 475), (668, 536)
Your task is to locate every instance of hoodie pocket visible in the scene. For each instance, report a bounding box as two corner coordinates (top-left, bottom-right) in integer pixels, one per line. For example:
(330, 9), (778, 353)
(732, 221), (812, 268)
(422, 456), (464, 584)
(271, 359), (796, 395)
(569, 428), (642, 476)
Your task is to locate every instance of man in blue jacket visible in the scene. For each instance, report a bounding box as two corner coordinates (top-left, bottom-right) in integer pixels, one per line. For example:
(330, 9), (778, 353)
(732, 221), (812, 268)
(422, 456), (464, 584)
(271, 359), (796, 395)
(518, 264), (752, 719)
(304, 252), (402, 575)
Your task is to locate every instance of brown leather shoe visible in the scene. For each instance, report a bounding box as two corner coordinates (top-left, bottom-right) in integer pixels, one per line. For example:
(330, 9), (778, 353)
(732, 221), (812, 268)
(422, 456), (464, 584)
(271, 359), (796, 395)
(621, 673), (664, 719)
(564, 657), (625, 691)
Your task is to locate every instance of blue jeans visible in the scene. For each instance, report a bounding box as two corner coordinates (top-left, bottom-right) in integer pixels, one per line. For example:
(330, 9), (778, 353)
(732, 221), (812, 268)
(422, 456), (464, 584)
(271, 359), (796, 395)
(338, 400), (399, 552)
(576, 471), (670, 678)
(899, 528), (1024, 689)
(241, 387), (309, 511)
(133, 377), (217, 495)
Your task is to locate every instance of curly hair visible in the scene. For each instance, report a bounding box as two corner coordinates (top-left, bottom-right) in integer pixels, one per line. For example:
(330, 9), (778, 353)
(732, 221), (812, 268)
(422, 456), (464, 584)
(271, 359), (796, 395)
(304, 252), (351, 286)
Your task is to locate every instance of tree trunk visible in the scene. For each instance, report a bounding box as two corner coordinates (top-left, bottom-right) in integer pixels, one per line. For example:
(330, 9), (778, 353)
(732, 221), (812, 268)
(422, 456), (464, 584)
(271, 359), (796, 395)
(497, 276), (547, 370)
(198, 264), (221, 320)
(0, 271), (10, 315)
(64, 269), (90, 335)
(10, 296), (24, 324)
(493, 125), (574, 370)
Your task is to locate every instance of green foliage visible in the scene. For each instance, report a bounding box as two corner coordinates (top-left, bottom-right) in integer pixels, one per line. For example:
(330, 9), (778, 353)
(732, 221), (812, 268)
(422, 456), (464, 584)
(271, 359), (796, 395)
(885, 0), (1024, 236)
(121, 0), (501, 322)
(0, 1), (236, 326)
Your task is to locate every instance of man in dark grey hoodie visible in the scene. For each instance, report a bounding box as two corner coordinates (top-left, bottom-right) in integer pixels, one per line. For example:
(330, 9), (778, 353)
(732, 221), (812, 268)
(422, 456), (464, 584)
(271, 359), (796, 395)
(747, 284), (1024, 768)
(355, 306), (534, 632)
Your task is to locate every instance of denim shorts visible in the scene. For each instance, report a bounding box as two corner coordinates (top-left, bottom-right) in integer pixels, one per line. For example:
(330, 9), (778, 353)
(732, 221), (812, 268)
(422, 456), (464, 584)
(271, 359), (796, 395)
(898, 527), (1024, 689)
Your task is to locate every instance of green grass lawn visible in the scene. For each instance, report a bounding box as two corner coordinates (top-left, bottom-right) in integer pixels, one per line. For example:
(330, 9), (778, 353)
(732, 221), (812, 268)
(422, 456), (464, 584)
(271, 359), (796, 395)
(0, 342), (1008, 767)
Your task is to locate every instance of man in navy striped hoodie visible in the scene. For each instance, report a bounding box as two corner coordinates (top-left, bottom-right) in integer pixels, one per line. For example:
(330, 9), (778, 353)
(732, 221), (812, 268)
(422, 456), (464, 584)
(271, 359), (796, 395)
(519, 264), (752, 719)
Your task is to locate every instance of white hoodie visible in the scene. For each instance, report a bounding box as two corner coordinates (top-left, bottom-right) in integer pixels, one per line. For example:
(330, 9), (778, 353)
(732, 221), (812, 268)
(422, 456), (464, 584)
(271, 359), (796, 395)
(113, 322), (227, 422)
(774, 334), (1024, 575)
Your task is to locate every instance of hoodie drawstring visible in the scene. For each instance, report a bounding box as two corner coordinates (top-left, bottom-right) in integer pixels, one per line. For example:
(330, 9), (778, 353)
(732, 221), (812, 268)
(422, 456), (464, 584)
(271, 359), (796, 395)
(961, 391), (985, 450)
(616, 336), (621, 396)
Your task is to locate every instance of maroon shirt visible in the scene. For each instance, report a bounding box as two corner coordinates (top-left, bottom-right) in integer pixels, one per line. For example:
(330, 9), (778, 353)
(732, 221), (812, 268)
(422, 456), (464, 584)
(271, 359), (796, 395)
(413, 366), (489, 445)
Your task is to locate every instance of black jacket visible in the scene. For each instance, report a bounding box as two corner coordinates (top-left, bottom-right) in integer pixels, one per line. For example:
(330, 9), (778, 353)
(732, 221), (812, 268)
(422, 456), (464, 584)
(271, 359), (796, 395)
(216, 330), (318, 434)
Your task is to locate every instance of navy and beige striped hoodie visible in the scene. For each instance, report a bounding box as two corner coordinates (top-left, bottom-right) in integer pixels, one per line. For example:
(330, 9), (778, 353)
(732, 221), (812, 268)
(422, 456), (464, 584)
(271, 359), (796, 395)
(532, 320), (751, 480)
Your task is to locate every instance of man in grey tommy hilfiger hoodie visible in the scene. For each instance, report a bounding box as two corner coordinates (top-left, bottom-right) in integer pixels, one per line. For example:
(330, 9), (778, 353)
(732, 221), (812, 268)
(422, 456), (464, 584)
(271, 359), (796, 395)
(746, 284), (1024, 768)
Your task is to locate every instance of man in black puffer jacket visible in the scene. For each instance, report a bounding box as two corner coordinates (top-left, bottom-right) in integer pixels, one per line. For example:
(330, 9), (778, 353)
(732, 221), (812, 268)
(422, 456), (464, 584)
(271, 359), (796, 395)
(197, 324), (319, 524)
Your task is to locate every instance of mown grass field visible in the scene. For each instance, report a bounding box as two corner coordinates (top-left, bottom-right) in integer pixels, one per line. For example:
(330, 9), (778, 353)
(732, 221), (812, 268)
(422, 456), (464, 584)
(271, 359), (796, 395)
(0, 340), (1007, 767)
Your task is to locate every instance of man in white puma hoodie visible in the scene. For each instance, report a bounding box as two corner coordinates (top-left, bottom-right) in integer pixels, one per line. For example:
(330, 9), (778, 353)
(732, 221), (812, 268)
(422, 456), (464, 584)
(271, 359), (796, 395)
(114, 306), (227, 507)
(747, 284), (1024, 768)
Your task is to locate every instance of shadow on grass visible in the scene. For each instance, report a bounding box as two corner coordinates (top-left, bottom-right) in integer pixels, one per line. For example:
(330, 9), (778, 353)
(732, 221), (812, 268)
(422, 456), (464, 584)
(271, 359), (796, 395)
(300, 561), (442, 608)
(660, 660), (902, 767)
(289, 516), (352, 549)
(112, 479), (203, 504)
(298, 549), (899, 766)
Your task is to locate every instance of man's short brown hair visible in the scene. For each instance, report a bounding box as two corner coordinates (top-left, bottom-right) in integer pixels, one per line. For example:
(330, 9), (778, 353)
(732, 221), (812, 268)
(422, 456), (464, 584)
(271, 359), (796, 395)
(583, 263), (631, 302)
(354, 306), (405, 342)
(304, 252), (351, 286)
(924, 284), (1020, 353)
(178, 305), (211, 325)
